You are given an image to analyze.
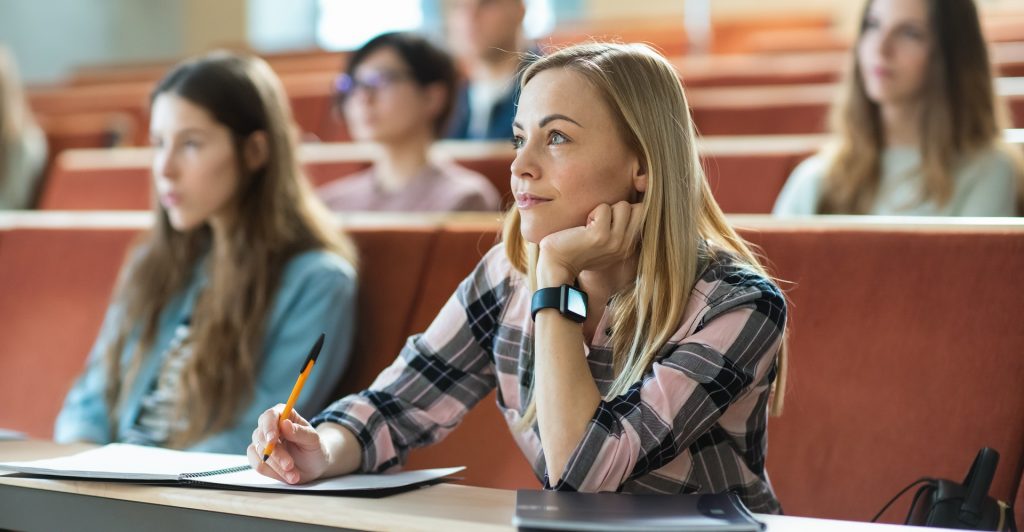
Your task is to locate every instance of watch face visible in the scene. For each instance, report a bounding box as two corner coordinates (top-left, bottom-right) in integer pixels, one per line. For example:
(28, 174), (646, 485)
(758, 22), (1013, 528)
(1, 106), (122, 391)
(565, 287), (587, 319)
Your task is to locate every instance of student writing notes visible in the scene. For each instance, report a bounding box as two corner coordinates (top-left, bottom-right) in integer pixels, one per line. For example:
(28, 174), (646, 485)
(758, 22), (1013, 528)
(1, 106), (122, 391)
(249, 43), (787, 513)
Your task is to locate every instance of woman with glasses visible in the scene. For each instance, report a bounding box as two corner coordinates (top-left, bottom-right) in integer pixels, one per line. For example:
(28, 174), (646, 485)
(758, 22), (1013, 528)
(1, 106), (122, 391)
(318, 32), (502, 212)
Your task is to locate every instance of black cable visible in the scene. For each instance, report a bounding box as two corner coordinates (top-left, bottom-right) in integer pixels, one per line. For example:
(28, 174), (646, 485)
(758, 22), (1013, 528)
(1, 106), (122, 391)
(870, 477), (935, 523)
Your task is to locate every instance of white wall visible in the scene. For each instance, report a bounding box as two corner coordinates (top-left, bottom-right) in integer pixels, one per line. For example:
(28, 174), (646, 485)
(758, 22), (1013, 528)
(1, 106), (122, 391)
(0, 0), (183, 84)
(181, 0), (247, 55)
(247, 0), (319, 52)
(1, 0), (1018, 84)
(583, 0), (1019, 29)
(585, 0), (1020, 20)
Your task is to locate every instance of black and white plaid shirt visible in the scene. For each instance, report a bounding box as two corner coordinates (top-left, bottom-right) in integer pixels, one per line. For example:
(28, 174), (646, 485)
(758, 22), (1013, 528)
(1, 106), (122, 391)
(313, 244), (786, 513)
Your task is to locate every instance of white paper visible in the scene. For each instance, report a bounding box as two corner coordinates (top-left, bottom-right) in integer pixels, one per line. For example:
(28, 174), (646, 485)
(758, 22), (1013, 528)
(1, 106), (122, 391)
(0, 443), (249, 481)
(196, 466), (466, 491)
(0, 443), (465, 492)
(0, 428), (26, 441)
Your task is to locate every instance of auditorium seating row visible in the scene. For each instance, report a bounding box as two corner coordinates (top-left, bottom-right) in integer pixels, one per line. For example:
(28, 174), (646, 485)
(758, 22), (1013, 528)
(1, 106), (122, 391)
(27, 69), (1024, 151)
(32, 132), (1024, 214)
(689, 77), (1024, 136)
(57, 12), (1024, 88)
(0, 211), (1021, 525)
(59, 14), (842, 86)
(673, 40), (1024, 88)
(22, 3), (1024, 160)
(35, 136), (824, 213)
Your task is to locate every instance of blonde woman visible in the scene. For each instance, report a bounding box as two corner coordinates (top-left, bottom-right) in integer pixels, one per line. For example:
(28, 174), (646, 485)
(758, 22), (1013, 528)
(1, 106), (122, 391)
(55, 52), (358, 453)
(0, 47), (47, 210)
(248, 43), (788, 513)
(774, 0), (1023, 216)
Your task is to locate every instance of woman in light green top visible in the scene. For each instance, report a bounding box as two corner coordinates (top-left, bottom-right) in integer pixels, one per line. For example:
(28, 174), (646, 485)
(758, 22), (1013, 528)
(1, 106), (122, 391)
(0, 47), (47, 210)
(773, 0), (1023, 216)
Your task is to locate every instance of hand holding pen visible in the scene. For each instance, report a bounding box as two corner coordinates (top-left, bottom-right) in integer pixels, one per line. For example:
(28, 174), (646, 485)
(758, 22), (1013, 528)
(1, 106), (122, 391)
(261, 332), (325, 462)
(247, 332), (364, 484)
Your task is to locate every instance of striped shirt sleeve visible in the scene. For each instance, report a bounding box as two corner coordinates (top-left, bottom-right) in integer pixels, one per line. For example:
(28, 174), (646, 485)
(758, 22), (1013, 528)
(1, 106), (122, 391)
(310, 246), (511, 472)
(548, 265), (787, 492)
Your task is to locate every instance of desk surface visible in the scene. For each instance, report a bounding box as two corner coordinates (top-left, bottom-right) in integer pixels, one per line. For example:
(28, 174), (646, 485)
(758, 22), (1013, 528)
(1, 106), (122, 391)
(0, 441), (956, 532)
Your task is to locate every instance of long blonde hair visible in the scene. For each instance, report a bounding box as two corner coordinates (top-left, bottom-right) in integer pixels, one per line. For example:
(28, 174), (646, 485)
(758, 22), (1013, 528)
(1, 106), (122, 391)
(103, 52), (357, 447)
(0, 47), (38, 194)
(504, 43), (786, 429)
(820, 0), (1022, 213)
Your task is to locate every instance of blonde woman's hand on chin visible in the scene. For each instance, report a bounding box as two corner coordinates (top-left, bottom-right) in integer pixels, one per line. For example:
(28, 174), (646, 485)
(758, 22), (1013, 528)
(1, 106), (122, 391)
(536, 201), (643, 287)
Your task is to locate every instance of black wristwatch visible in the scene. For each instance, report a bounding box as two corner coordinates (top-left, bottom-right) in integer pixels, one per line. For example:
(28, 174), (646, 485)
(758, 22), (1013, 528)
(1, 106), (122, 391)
(531, 284), (588, 323)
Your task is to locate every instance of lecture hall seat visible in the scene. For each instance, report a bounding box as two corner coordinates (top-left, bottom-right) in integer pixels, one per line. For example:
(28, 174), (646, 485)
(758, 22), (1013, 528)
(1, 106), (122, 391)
(1, 214), (1021, 524)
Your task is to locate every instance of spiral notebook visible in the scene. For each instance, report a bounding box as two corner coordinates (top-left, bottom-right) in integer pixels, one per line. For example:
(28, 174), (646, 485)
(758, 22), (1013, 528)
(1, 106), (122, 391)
(0, 443), (463, 494)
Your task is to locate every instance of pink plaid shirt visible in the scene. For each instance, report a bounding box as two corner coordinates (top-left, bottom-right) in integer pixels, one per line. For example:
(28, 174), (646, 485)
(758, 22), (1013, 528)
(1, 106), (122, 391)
(312, 243), (786, 513)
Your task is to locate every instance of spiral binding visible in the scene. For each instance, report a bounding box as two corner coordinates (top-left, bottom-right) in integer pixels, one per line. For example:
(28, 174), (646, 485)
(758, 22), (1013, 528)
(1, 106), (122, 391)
(179, 464), (251, 479)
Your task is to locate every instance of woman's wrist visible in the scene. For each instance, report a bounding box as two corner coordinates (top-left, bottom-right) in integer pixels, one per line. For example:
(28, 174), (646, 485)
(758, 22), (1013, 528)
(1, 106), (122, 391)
(317, 422), (362, 478)
(536, 256), (575, 288)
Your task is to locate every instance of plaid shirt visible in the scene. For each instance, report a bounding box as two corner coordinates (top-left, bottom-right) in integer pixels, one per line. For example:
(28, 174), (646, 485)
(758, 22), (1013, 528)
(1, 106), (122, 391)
(312, 244), (786, 513)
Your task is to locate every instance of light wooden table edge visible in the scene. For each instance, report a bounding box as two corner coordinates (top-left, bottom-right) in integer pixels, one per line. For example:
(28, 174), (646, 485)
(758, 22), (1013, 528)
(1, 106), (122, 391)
(0, 473), (515, 532)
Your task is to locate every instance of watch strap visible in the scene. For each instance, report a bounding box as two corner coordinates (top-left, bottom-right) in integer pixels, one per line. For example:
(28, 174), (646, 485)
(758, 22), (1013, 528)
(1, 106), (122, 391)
(531, 284), (587, 323)
(531, 286), (562, 321)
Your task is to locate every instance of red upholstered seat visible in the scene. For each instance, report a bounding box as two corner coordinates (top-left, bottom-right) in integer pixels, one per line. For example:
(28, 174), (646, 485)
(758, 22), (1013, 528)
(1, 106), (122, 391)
(39, 143), (817, 214)
(1, 216), (1020, 522)
(0, 227), (139, 438)
(737, 225), (1024, 522)
(39, 164), (151, 211)
(703, 153), (809, 213)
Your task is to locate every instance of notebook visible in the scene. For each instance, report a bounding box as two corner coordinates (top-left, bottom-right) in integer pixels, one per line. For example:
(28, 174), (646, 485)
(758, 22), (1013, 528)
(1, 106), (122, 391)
(0, 443), (463, 495)
(0, 428), (27, 441)
(513, 490), (765, 532)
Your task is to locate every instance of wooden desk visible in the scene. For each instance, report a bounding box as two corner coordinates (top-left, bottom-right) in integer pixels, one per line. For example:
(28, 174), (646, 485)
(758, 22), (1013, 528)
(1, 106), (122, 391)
(0, 441), (962, 532)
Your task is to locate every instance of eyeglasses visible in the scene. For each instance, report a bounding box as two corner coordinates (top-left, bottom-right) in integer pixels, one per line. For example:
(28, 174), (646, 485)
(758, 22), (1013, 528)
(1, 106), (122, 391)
(449, 0), (511, 11)
(334, 70), (414, 103)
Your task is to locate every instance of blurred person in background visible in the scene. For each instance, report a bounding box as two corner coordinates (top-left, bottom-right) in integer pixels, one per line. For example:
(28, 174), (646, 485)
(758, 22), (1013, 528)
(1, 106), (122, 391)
(444, 0), (536, 140)
(774, 0), (1023, 216)
(319, 32), (501, 212)
(0, 46), (48, 210)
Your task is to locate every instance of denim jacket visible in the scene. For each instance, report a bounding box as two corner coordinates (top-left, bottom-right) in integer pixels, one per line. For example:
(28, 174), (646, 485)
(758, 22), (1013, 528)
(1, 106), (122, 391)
(54, 249), (356, 454)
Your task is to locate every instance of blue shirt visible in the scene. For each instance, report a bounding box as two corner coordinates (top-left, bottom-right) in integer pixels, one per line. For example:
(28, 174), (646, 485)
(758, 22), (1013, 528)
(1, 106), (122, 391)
(54, 249), (357, 454)
(445, 48), (540, 140)
(446, 80), (520, 141)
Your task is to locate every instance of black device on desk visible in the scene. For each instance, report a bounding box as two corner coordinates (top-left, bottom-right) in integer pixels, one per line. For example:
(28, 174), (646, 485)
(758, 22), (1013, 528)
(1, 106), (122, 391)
(514, 490), (765, 532)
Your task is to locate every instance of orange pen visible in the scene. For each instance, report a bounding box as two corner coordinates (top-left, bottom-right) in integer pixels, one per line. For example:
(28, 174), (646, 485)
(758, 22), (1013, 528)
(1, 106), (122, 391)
(262, 332), (325, 462)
